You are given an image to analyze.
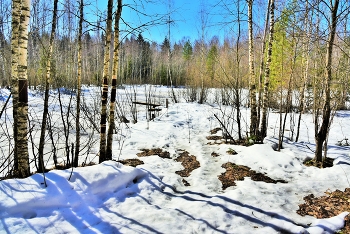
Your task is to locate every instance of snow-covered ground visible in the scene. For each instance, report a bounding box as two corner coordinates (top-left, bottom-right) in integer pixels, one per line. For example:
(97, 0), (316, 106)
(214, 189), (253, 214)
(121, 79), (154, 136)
(0, 85), (349, 233)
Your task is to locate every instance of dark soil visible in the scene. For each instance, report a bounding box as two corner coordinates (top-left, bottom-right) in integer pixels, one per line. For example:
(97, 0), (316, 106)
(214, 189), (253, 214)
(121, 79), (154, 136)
(304, 157), (334, 168)
(117, 159), (144, 167)
(297, 189), (350, 232)
(206, 135), (223, 141)
(207, 128), (236, 145)
(137, 148), (171, 159)
(206, 136), (236, 145)
(226, 149), (238, 155)
(175, 150), (200, 177)
(130, 145), (349, 232)
(182, 179), (191, 186)
(208, 128), (252, 146)
(218, 162), (287, 190)
(210, 127), (222, 134)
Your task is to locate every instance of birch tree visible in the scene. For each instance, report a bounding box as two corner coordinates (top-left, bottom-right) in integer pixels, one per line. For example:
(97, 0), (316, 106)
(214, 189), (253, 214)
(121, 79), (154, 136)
(74, 0), (83, 167)
(12, 0), (30, 177)
(257, 0), (271, 131)
(247, 0), (258, 137)
(99, 0), (113, 163)
(106, 0), (122, 160)
(11, 0), (20, 173)
(260, 0), (275, 139)
(296, 0), (311, 142)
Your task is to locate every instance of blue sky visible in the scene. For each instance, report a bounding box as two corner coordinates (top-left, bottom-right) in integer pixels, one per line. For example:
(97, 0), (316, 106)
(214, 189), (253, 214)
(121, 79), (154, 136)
(93, 0), (235, 44)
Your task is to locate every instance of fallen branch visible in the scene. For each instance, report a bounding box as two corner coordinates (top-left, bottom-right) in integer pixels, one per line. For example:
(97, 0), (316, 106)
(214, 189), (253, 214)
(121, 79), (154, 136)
(214, 114), (236, 144)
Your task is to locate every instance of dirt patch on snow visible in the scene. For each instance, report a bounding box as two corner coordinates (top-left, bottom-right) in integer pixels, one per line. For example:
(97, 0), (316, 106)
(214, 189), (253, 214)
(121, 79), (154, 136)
(297, 189), (350, 232)
(206, 135), (223, 141)
(175, 150), (200, 178)
(303, 157), (334, 168)
(117, 159), (144, 167)
(182, 179), (190, 186)
(218, 162), (287, 190)
(137, 148), (171, 159)
(207, 127), (236, 145)
(210, 127), (222, 134)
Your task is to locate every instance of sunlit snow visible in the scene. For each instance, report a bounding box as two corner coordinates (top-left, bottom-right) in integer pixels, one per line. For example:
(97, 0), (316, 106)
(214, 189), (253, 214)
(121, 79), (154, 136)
(0, 86), (349, 233)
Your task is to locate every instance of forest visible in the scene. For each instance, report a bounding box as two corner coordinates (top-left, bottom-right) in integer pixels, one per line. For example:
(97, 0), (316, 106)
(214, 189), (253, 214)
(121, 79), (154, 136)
(0, 0), (350, 175)
(0, 0), (350, 172)
(1, 0), (350, 233)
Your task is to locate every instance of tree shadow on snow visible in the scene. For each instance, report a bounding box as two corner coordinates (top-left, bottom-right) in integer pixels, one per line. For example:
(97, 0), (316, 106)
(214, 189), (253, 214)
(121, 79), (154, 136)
(0, 172), (121, 234)
(141, 169), (310, 233)
(101, 206), (162, 234)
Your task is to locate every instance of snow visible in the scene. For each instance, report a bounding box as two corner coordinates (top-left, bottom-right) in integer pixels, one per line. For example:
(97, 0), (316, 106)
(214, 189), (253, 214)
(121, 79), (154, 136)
(0, 85), (350, 233)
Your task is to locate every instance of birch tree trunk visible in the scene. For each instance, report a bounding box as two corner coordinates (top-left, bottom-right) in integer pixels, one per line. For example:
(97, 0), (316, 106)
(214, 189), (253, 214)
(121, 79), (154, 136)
(257, 0), (271, 130)
(296, 1), (311, 142)
(38, 0), (58, 172)
(14, 0), (30, 177)
(106, 0), (122, 160)
(314, 0), (339, 164)
(11, 0), (21, 171)
(260, 0), (275, 139)
(99, 0), (113, 163)
(247, 0), (258, 137)
(74, 0), (83, 167)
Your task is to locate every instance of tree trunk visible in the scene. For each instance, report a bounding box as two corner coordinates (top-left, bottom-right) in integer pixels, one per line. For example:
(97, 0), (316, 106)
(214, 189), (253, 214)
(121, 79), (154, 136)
(99, 0), (113, 163)
(257, 0), (271, 131)
(296, 56), (309, 142)
(11, 0), (21, 172)
(235, 0), (242, 140)
(314, 0), (339, 164)
(296, 1), (310, 142)
(74, 0), (83, 167)
(14, 0), (30, 177)
(279, 43), (297, 150)
(167, 13), (177, 103)
(106, 0), (122, 161)
(38, 0), (58, 173)
(247, 0), (258, 137)
(260, 0), (275, 139)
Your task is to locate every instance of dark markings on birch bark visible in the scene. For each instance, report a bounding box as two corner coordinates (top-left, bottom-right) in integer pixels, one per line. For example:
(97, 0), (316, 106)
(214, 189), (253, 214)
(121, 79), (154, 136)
(106, 0), (122, 161)
(99, 0), (113, 163)
(260, 0), (275, 139)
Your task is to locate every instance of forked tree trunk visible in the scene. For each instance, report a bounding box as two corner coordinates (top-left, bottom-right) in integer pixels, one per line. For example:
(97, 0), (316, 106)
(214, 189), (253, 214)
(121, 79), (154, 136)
(74, 0), (83, 167)
(247, 0), (258, 137)
(38, 0), (58, 172)
(314, 0), (339, 164)
(106, 0), (122, 160)
(260, 0), (275, 139)
(14, 0), (30, 177)
(99, 0), (113, 163)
